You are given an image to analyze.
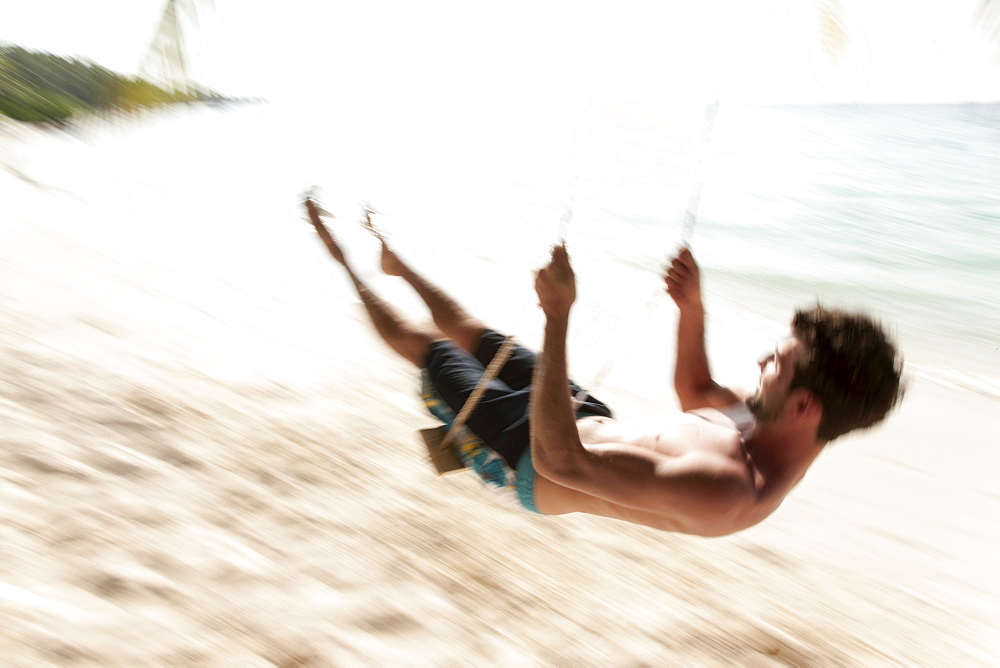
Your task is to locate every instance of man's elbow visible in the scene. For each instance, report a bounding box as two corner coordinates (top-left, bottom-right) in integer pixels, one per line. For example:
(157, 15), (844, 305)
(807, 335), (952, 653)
(712, 488), (770, 534)
(686, 479), (762, 532)
(674, 381), (740, 411)
(531, 446), (586, 486)
(674, 381), (714, 412)
(674, 385), (703, 412)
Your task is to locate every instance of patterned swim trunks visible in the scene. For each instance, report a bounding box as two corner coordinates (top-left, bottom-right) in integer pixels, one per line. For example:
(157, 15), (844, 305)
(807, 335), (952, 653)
(420, 330), (613, 513)
(421, 372), (539, 512)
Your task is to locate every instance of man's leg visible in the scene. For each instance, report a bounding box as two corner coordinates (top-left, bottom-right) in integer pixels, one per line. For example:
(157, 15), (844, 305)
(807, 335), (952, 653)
(304, 199), (437, 367)
(363, 213), (545, 391)
(362, 214), (488, 354)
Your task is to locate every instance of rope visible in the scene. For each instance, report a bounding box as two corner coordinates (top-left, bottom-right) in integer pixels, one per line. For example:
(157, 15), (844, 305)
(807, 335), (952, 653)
(574, 99), (720, 401)
(438, 336), (518, 448)
(679, 99), (720, 246)
(323, 99), (722, 438)
(334, 197), (524, 451)
(429, 102), (603, 436)
(558, 100), (597, 244)
(557, 98), (720, 248)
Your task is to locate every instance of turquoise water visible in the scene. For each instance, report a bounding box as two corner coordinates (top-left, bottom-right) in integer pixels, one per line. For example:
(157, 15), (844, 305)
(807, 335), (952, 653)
(560, 103), (1000, 398)
(11, 101), (1000, 398)
(700, 104), (1000, 397)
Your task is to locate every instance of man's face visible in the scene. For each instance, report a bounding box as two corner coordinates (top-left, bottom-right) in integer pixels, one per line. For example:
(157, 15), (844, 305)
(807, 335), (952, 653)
(747, 335), (803, 423)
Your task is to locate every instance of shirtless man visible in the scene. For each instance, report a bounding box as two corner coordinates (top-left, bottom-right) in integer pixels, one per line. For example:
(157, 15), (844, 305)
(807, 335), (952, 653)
(304, 199), (903, 536)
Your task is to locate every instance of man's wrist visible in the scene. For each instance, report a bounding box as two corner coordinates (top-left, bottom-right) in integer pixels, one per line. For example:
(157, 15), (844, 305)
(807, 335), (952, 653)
(542, 305), (573, 321)
(678, 301), (705, 317)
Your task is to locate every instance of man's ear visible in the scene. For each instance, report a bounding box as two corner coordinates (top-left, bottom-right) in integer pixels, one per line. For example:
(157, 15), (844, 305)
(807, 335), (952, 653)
(789, 388), (822, 423)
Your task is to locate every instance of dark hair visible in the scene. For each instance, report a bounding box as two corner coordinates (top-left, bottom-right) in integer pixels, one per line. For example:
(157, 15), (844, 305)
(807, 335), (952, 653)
(791, 306), (904, 442)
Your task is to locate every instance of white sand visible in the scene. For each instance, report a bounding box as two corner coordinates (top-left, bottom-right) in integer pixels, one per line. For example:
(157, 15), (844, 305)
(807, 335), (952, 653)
(1, 128), (998, 665)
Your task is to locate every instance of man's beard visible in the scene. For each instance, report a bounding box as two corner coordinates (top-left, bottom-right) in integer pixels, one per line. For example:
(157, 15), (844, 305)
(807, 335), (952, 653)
(747, 390), (785, 423)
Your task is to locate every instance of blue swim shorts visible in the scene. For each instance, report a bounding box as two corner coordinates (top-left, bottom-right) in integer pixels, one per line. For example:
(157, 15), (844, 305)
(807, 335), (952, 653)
(421, 330), (613, 513)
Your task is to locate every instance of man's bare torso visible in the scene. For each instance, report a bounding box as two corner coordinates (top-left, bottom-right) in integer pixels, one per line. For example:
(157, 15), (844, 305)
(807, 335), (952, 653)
(533, 408), (793, 536)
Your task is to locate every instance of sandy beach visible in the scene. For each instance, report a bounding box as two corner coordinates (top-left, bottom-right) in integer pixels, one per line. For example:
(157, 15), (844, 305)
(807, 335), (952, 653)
(2, 121), (999, 665)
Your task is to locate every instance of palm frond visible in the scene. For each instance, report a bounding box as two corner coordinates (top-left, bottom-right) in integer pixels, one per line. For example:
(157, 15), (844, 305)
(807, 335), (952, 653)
(978, 0), (1000, 60)
(139, 0), (214, 94)
(817, 0), (850, 66)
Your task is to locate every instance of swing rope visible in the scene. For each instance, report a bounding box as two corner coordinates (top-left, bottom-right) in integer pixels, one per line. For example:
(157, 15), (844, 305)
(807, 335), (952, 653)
(428, 335), (518, 465)
(558, 100), (597, 244)
(574, 99), (721, 401)
(348, 204), (521, 465)
(680, 99), (720, 246)
(443, 99), (721, 421)
(333, 99), (722, 472)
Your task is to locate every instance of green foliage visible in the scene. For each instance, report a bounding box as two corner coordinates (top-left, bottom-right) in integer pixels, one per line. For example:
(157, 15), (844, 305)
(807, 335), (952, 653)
(0, 44), (199, 124)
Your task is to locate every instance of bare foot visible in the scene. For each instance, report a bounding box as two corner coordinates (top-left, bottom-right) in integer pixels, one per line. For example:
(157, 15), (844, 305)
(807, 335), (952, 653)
(360, 207), (406, 277)
(303, 197), (346, 265)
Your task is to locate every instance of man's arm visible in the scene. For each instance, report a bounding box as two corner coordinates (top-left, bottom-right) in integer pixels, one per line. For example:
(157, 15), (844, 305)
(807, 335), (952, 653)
(665, 248), (742, 411)
(530, 245), (588, 480)
(531, 247), (756, 530)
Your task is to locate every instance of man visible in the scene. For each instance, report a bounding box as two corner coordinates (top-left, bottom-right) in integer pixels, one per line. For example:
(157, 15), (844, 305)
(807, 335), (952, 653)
(304, 199), (903, 536)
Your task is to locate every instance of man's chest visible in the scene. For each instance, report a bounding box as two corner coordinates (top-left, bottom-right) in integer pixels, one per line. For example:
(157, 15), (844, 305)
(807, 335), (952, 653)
(578, 414), (747, 460)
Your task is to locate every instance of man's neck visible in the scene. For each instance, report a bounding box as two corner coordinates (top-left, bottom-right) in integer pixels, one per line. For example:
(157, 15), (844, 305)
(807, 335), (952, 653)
(745, 426), (823, 481)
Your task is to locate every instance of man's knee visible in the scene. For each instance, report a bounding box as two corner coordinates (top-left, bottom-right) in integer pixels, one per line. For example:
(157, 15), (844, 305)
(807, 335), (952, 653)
(396, 331), (439, 367)
(454, 325), (489, 354)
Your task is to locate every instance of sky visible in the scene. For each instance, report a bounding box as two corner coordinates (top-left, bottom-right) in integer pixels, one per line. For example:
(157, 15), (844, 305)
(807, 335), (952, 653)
(2, 0), (999, 105)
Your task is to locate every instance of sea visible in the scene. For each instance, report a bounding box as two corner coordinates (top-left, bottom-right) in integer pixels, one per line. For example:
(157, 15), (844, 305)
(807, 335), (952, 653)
(4, 100), (999, 403)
